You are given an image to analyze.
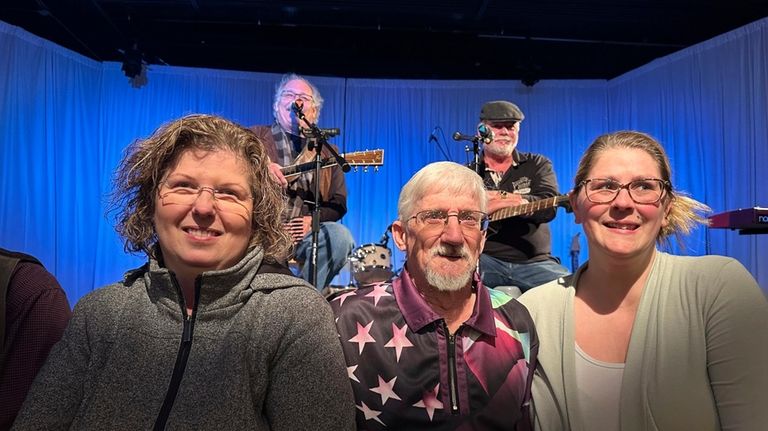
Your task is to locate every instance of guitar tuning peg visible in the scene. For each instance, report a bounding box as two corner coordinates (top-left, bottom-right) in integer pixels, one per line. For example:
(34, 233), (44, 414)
(374, 166), (379, 172)
(363, 166), (368, 173)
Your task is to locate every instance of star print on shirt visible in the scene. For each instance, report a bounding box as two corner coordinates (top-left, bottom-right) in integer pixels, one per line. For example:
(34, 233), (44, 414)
(384, 322), (414, 362)
(349, 320), (376, 354)
(413, 383), (444, 421)
(356, 401), (385, 426)
(334, 290), (357, 307)
(370, 375), (402, 404)
(331, 274), (538, 429)
(348, 365), (360, 383)
(364, 283), (392, 306)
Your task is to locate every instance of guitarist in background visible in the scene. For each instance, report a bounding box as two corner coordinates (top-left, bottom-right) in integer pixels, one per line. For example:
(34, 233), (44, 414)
(251, 73), (354, 291)
(469, 100), (569, 294)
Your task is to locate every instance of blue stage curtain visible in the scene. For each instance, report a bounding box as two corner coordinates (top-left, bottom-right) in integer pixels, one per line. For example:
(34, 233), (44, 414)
(607, 19), (768, 287)
(1, 18), (766, 303)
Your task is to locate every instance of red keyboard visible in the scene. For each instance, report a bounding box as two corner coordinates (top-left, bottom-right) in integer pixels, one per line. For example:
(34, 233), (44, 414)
(708, 207), (768, 234)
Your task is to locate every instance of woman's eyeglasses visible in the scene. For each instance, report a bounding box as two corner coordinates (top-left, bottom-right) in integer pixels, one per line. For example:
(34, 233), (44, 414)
(579, 178), (670, 204)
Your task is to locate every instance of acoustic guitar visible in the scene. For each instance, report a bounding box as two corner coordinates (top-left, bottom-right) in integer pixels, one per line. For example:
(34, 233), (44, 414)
(489, 194), (571, 222)
(281, 149), (384, 181)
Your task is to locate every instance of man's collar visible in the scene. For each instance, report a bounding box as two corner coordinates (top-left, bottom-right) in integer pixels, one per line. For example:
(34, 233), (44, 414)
(393, 267), (496, 336)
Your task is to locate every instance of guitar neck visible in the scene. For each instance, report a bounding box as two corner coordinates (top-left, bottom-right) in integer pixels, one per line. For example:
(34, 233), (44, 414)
(279, 149), (384, 181)
(489, 195), (568, 222)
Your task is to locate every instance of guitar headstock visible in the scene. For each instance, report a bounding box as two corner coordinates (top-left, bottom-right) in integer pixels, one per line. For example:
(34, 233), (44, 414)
(341, 149), (384, 170)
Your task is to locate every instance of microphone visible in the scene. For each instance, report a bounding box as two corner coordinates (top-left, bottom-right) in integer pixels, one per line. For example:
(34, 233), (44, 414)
(291, 100), (304, 114)
(302, 127), (341, 138)
(477, 124), (494, 144)
(453, 131), (477, 142)
(428, 127), (439, 143)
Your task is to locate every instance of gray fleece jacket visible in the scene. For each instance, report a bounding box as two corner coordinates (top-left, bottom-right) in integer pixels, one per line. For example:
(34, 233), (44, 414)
(12, 247), (356, 430)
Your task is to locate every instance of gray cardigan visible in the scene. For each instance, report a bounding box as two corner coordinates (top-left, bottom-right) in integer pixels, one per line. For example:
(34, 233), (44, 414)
(12, 247), (356, 430)
(519, 251), (768, 431)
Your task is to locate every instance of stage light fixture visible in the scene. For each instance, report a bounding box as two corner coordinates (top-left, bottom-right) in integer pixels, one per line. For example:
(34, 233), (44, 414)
(121, 44), (149, 88)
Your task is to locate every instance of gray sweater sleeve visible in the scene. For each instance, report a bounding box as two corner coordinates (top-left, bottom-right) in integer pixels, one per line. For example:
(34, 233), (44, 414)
(12, 290), (106, 430)
(263, 286), (356, 431)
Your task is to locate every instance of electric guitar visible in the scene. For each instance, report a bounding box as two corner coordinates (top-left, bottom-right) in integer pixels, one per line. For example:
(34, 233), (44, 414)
(281, 149), (384, 181)
(489, 194), (571, 222)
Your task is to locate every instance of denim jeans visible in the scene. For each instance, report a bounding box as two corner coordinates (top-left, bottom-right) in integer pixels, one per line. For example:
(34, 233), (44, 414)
(294, 221), (355, 291)
(479, 253), (570, 293)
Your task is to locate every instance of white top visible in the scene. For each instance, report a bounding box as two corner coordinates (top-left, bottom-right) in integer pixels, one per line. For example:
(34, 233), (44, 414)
(519, 252), (768, 431)
(574, 343), (624, 431)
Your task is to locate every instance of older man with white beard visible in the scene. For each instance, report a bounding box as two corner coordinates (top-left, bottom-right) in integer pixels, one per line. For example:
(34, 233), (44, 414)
(251, 73), (355, 291)
(470, 100), (569, 295)
(330, 161), (539, 430)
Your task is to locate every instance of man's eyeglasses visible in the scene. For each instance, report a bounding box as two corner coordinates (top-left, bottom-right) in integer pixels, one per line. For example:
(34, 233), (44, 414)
(279, 90), (315, 104)
(487, 121), (519, 130)
(158, 181), (252, 214)
(579, 178), (670, 204)
(407, 209), (490, 231)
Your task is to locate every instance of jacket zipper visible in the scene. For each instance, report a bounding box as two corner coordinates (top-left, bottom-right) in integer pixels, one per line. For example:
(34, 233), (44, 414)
(443, 320), (460, 415)
(153, 275), (201, 431)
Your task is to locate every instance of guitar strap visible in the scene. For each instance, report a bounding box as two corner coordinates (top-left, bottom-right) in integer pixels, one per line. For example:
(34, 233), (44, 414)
(295, 144), (333, 201)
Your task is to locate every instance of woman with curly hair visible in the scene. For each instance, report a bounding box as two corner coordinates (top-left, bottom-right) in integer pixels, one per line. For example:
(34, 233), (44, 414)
(13, 114), (354, 430)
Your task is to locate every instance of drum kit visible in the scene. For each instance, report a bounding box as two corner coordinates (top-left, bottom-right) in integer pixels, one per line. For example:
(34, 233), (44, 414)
(349, 243), (394, 285)
(324, 225), (397, 300)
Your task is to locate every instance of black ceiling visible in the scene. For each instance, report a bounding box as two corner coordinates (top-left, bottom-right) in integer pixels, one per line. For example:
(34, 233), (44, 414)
(2, 1), (767, 81)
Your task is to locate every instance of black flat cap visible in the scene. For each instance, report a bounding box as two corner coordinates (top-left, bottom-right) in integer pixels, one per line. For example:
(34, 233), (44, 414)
(479, 101), (525, 122)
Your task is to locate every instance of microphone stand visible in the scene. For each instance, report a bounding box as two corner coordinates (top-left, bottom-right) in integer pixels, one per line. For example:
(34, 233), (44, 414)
(453, 131), (483, 175)
(291, 101), (350, 288)
(569, 232), (581, 272)
(377, 224), (392, 247)
(473, 125), (494, 176)
(471, 139), (481, 175)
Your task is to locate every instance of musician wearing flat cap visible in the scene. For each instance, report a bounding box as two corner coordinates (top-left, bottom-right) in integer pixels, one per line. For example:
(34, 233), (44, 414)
(469, 100), (569, 294)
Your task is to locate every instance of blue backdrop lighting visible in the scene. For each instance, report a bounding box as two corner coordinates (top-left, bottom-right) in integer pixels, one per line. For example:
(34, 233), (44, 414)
(1, 18), (766, 303)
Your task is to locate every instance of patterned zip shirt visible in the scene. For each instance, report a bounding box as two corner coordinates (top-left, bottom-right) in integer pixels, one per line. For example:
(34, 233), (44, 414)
(330, 268), (537, 430)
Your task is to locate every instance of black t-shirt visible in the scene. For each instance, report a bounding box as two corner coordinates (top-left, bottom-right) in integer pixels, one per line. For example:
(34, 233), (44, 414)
(470, 150), (563, 263)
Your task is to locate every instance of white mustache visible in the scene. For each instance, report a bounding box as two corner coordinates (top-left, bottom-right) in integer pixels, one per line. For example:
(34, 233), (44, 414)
(431, 244), (468, 259)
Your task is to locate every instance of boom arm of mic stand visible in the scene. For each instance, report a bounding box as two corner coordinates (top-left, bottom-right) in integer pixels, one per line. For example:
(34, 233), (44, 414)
(293, 105), (351, 172)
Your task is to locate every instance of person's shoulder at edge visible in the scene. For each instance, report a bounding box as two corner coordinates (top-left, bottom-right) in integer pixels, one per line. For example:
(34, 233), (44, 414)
(7, 262), (71, 315)
(11, 260), (64, 290)
(517, 274), (574, 316)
